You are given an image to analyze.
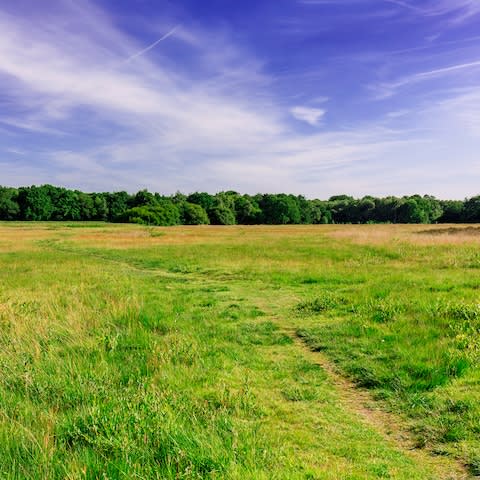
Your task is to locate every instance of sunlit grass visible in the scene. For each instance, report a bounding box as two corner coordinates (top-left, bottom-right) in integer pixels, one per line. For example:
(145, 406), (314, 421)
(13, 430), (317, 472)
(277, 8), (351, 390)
(0, 222), (478, 478)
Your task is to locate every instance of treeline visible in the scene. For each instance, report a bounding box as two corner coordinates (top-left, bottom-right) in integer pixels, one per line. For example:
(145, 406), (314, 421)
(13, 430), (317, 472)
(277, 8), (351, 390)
(0, 185), (479, 225)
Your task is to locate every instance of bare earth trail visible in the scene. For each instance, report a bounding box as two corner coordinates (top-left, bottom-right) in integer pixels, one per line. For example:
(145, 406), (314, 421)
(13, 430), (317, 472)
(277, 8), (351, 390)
(247, 293), (472, 479)
(287, 328), (470, 480)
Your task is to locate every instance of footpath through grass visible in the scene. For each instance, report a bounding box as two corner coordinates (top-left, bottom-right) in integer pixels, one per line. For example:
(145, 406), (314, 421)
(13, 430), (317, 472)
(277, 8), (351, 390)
(0, 223), (478, 478)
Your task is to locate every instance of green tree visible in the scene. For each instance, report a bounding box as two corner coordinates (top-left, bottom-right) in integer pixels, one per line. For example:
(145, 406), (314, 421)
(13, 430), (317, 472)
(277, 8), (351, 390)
(50, 188), (81, 220)
(358, 197), (376, 223)
(187, 192), (215, 213)
(208, 199), (236, 225)
(92, 194), (108, 221)
(310, 199), (331, 224)
(206, 193), (237, 225)
(439, 200), (464, 223)
(259, 194), (301, 224)
(132, 189), (157, 207)
(463, 196), (480, 223)
(180, 202), (210, 225)
(17, 185), (54, 221)
(106, 191), (131, 221)
(234, 195), (261, 224)
(0, 187), (20, 220)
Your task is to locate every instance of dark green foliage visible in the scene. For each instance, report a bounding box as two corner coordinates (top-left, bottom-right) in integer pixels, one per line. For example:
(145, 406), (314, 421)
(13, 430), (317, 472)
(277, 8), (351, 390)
(105, 191), (130, 221)
(208, 194), (237, 225)
(17, 185), (54, 220)
(78, 192), (96, 220)
(187, 192), (216, 212)
(1, 184), (479, 226)
(48, 188), (81, 221)
(396, 195), (442, 224)
(0, 187), (20, 220)
(92, 194), (108, 221)
(439, 200), (464, 223)
(132, 189), (156, 207)
(463, 196), (480, 223)
(234, 195), (261, 224)
(259, 194), (302, 224)
(180, 202), (210, 225)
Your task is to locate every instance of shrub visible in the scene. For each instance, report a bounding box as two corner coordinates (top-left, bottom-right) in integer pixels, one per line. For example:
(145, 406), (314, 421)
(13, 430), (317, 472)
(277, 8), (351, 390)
(120, 202), (180, 226)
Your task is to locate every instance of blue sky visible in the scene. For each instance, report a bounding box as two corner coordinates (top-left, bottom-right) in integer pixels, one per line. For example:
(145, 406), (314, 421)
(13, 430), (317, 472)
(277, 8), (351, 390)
(0, 0), (479, 198)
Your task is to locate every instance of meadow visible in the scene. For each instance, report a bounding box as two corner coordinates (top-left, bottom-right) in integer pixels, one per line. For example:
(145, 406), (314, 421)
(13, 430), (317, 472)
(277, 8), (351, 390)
(0, 222), (479, 479)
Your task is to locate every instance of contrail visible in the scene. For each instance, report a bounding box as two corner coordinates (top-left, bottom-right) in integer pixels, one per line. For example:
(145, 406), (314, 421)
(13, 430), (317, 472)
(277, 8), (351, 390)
(125, 26), (179, 62)
(383, 0), (424, 13)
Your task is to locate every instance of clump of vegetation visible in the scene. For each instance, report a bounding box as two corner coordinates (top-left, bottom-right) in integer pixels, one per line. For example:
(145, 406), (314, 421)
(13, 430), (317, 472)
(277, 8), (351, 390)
(281, 385), (319, 402)
(295, 294), (343, 314)
(367, 299), (405, 323)
(120, 203), (181, 226)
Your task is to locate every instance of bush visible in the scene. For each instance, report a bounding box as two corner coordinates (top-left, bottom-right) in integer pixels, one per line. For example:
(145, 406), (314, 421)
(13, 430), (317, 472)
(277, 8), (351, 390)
(181, 202), (210, 225)
(120, 202), (180, 226)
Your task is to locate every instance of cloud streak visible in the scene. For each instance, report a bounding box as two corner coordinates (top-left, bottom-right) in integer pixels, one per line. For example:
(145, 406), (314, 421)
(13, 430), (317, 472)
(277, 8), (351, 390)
(373, 59), (480, 99)
(125, 26), (180, 63)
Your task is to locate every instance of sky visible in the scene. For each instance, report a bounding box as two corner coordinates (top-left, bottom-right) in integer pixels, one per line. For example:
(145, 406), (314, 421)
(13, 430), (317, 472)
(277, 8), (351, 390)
(0, 0), (479, 198)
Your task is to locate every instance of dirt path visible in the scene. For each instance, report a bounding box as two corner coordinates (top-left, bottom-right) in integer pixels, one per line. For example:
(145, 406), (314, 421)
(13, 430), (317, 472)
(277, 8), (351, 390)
(281, 326), (472, 480)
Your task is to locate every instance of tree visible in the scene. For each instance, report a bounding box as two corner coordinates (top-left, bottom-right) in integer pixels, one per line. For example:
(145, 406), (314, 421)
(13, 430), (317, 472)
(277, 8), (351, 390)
(180, 202), (210, 225)
(76, 193), (95, 220)
(358, 197), (376, 223)
(187, 192), (216, 212)
(259, 194), (301, 224)
(463, 196), (480, 223)
(310, 199), (331, 224)
(132, 189), (156, 208)
(296, 195), (313, 224)
(396, 195), (442, 224)
(328, 197), (358, 224)
(106, 191), (131, 221)
(50, 188), (81, 220)
(92, 194), (108, 221)
(0, 187), (20, 220)
(374, 197), (400, 223)
(439, 200), (464, 223)
(234, 195), (261, 224)
(17, 185), (54, 221)
(208, 197), (236, 225)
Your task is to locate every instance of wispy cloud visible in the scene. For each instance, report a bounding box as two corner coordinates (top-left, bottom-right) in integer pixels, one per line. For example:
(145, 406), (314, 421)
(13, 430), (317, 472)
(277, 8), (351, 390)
(290, 106), (326, 126)
(0, 0), (479, 198)
(373, 59), (480, 98)
(384, 0), (480, 23)
(300, 0), (480, 25)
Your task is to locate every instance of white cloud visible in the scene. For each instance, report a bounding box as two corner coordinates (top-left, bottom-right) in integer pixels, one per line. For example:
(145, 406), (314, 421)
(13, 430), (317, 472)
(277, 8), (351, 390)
(290, 106), (326, 126)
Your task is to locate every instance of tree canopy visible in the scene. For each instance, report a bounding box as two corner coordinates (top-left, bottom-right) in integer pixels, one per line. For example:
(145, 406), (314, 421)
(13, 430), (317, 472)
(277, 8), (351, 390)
(0, 185), (477, 226)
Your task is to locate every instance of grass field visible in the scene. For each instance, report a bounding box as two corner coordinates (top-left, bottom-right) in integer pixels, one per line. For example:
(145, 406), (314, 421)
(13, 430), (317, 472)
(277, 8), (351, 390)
(1, 223), (479, 479)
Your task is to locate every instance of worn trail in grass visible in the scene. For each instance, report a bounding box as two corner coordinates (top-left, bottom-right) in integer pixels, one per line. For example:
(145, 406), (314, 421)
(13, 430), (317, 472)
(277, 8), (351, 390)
(1, 223), (479, 478)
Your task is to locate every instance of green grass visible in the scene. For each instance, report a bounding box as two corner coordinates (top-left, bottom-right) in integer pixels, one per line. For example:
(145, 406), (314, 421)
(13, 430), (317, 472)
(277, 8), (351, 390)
(0, 222), (478, 478)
